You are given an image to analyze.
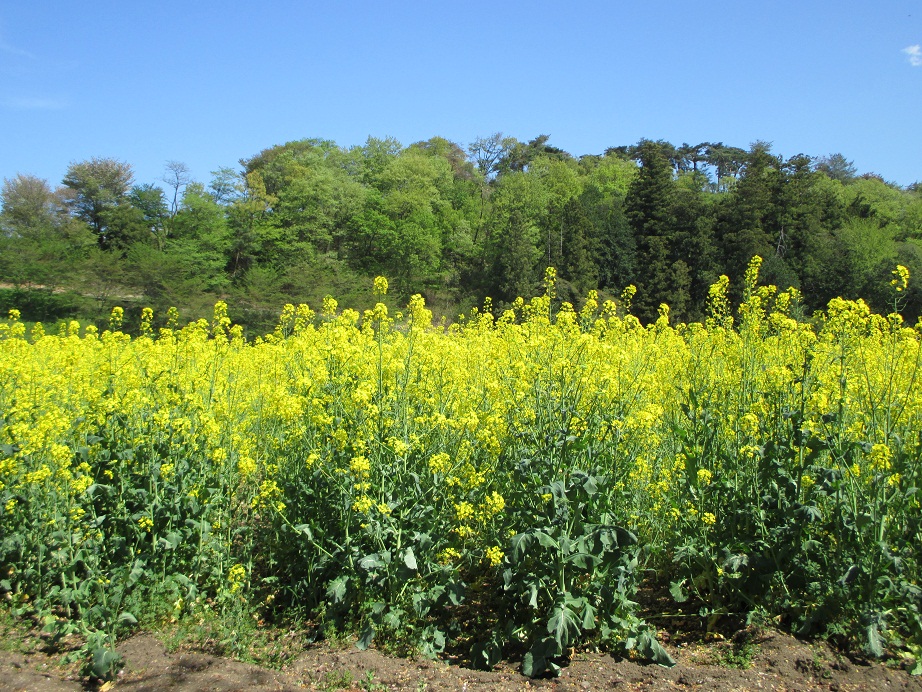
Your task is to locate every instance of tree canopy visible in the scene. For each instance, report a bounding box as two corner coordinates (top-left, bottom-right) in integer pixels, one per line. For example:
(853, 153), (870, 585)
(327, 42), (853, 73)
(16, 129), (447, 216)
(3, 135), (920, 330)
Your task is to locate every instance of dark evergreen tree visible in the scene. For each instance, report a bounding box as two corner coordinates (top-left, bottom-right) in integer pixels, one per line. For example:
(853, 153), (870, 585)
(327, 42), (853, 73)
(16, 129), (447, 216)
(625, 140), (678, 321)
(559, 197), (598, 294)
(671, 171), (718, 320)
(715, 144), (782, 284)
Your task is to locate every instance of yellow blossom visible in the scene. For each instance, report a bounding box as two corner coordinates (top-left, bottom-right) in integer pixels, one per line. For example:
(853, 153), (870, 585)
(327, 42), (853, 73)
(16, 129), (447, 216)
(485, 545), (504, 566)
(227, 564), (247, 593)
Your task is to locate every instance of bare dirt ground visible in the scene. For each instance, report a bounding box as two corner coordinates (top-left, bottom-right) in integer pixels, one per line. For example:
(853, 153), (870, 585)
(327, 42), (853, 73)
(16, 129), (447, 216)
(2, 625), (921, 692)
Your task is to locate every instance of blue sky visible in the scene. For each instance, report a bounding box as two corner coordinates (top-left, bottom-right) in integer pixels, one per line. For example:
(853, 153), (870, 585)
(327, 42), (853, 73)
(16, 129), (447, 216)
(2, 1), (920, 190)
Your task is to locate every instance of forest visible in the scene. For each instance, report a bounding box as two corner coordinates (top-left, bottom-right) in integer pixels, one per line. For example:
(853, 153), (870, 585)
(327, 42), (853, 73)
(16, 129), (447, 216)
(2, 134), (921, 330)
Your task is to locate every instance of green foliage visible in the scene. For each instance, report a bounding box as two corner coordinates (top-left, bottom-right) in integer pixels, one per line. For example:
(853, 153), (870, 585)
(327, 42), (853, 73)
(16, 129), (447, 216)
(5, 134), (922, 329)
(664, 266), (922, 661)
(1, 266), (921, 680)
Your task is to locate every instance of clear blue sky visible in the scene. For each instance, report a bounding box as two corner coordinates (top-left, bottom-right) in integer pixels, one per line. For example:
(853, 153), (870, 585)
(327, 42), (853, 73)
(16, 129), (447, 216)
(2, 1), (920, 190)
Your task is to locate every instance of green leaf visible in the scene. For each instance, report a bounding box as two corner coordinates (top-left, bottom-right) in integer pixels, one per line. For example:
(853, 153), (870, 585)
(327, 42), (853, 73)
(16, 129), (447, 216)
(548, 480), (567, 500)
(510, 532), (532, 561)
(419, 626), (446, 658)
(402, 547), (417, 571)
(359, 554), (384, 570)
(117, 611), (138, 625)
(413, 532), (432, 551)
(327, 575), (348, 603)
(356, 624), (375, 650)
(636, 631), (676, 667)
(522, 650), (543, 678)
(383, 609), (401, 629)
(797, 504), (823, 522)
(723, 553), (748, 572)
(909, 656), (921, 676)
(566, 552), (599, 569)
(87, 646), (122, 681)
(158, 532), (182, 550)
(547, 601), (581, 649)
(534, 530), (558, 550)
(865, 624), (884, 658)
(840, 564), (860, 586)
(126, 560), (145, 588)
(446, 580), (465, 605)
(669, 580), (688, 603)
(527, 583), (539, 609)
(470, 632), (503, 670)
(523, 638), (560, 677)
(598, 525), (637, 549)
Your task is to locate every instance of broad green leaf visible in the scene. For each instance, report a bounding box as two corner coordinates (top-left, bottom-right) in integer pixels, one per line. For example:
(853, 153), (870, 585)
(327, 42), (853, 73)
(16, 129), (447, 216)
(910, 656), (921, 676)
(723, 553), (748, 572)
(89, 647), (122, 681)
(293, 524), (313, 539)
(126, 560), (145, 588)
(403, 547), (417, 571)
(470, 638), (503, 670)
(158, 531), (181, 550)
(865, 624), (884, 658)
(117, 611), (138, 625)
(510, 532), (533, 561)
(446, 580), (465, 605)
(356, 624), (374, 650)
(797, 504), (823, 522)
(636, 631), (676, 667)
(534, 531), (558, 550)
(547, 602), (580, 648)
(840, 564), (860, 586)
(527, 583), (539, 608)
(419, 626), (446, 658)
(669, 580), (688, 603)
(548, 480), (567, 500)
(327, 575), (348, 603)
(383, 609), (401, 628)
(522, 650), (543, 677)
(523, 638), (560, 677)
(360, 554), (384, 570)
(566, 552), (599, 569)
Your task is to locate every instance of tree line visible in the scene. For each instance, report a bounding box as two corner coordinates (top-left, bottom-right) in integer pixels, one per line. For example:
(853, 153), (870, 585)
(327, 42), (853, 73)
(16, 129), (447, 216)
(2, 135), (920, 330)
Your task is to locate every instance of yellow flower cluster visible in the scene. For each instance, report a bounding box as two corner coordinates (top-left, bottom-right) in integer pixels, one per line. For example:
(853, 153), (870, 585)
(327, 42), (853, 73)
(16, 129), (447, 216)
(1, 263), (919, 630)
(227, 564), (247, 593)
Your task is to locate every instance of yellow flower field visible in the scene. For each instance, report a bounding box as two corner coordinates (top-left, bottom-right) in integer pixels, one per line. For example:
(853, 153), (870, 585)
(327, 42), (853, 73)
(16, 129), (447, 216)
(1, 259), (920, 677)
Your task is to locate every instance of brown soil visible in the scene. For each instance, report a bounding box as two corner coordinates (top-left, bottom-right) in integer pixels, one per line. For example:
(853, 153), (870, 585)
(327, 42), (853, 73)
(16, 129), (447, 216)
(2, 627), (921, 692)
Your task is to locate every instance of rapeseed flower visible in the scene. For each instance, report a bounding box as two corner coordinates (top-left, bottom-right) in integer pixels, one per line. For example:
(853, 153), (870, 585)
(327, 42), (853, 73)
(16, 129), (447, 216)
(485, 546), (503, 566)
